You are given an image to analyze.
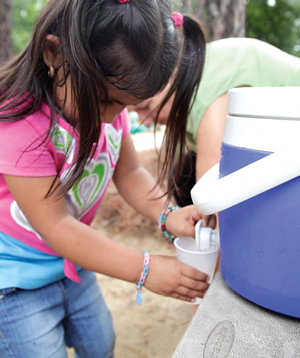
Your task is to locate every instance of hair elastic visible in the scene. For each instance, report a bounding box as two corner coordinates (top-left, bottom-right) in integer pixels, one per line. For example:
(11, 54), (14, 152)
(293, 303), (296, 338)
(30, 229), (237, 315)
(171, 12), (184, 29)
(118, 0), (129, 3)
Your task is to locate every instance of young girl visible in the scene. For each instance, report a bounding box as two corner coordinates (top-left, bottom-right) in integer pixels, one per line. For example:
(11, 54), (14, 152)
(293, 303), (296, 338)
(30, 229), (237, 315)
(0, 1), (207, 357)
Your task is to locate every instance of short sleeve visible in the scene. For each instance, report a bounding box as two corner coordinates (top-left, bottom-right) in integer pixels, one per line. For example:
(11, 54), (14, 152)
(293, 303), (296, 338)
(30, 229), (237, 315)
(0, 119), (57, 177)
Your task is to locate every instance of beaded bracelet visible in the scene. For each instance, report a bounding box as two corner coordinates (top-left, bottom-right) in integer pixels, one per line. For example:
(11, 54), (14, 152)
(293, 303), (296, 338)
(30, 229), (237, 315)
(158, 205), (181, 244)
(136, 250), (150, 305)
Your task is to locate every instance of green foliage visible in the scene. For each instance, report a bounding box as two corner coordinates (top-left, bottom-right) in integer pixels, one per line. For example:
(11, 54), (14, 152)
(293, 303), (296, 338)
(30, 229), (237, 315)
(172, 0), (203, 13)
(246, 0), (300, 56)
(12, 0), (47, 54)
(11, 0), (300, 58)
(172, 0), (300, 56)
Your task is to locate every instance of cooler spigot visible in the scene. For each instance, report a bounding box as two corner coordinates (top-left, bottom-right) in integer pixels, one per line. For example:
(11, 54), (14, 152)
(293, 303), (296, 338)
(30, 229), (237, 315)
(195, 220), (220, 251)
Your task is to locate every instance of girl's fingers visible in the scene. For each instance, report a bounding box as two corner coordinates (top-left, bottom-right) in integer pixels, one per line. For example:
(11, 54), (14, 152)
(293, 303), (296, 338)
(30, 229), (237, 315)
(167, 272), (209, 301)
(203, 214), (217, 229)
(170, 293), (197, 303)
(181, 264), (210, 283)
(170, 285), (207, 302)
(180, 275), (210, 294)
(145, 255), (210, 301)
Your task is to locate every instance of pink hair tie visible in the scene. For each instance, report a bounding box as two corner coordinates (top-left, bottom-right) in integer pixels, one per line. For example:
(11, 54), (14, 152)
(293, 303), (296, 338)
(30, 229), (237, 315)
(171, 12), (184, 29)
(118, 0), (129, 3)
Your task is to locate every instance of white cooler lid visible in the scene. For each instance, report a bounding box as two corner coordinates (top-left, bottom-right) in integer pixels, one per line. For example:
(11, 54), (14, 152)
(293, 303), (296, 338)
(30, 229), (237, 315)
(227, 87), (300, 119)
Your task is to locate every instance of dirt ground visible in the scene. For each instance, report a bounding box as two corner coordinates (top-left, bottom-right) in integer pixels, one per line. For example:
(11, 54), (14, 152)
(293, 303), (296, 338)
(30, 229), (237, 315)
(68, 129), (196, 358)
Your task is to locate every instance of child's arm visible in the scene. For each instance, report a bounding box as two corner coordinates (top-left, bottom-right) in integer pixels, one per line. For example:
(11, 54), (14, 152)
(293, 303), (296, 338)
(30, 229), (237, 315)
(4, 173), (144, 283)
(195, 93), (227, 181)
(4, 171), (209, 302)
(113, 134), (204, 238)
(112, 133), (212, 298)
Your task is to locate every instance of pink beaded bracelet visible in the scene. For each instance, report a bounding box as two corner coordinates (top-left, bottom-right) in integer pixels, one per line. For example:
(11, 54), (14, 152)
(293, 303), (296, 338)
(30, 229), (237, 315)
(136, 250), (150, 305)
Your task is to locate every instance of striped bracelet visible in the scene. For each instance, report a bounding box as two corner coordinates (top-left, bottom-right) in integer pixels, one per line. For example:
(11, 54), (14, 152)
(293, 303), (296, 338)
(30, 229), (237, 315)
(136, 250), (150, 305)
(158, 205), (181, 244)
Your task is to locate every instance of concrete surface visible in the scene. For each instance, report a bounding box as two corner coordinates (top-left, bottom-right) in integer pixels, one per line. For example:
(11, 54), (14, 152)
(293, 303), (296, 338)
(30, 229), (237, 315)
(172, 271), (300, 358)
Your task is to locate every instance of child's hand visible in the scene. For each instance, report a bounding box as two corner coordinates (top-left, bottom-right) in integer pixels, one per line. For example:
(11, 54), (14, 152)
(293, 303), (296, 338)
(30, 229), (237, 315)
(202, 214), (217, 230)
(165, 205), (217, 238)
(144, 255), (209, 302)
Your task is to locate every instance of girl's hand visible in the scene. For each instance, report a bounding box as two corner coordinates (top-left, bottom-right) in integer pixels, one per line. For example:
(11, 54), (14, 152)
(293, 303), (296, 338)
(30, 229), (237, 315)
(165, 205), (217, 238)
(202, 214), (217, 230)
(144, 255), (210, 302)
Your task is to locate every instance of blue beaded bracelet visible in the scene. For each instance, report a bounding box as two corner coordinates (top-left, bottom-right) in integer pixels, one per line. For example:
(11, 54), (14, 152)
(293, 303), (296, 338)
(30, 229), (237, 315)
(158, 205), (181, 243)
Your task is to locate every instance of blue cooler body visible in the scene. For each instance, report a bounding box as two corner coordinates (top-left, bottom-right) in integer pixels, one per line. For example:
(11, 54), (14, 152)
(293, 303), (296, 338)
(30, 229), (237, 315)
(219, 144), (300, 317)
(191, 87), (300, 318)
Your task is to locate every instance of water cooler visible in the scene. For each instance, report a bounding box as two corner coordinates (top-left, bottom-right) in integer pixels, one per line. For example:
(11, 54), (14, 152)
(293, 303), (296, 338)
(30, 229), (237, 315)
(173, 87), (300, 358)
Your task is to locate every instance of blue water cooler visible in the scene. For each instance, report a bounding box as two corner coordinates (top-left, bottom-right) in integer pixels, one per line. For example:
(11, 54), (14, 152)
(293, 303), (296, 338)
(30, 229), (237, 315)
(191, 87), (300, 318)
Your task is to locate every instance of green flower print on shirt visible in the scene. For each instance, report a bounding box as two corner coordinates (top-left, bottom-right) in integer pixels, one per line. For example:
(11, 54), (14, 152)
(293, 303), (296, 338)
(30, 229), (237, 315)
(51, 125), (76, 164)
(105, 124), (122, 164)
(65, 153), (111, 219)
(73, 163), (105, 207)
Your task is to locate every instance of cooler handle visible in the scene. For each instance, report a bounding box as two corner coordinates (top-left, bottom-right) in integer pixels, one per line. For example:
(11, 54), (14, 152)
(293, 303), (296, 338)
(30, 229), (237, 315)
(191, 149), (300, 215)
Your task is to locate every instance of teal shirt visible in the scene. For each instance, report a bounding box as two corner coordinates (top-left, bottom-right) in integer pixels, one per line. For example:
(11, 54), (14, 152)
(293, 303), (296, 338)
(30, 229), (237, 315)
(187, 37), (300, 152)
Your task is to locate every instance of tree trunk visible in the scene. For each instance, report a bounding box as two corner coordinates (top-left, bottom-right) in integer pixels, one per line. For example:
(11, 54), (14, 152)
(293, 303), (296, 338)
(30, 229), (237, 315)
(189, 0), (246, 40)
(0, 0), (12, 65)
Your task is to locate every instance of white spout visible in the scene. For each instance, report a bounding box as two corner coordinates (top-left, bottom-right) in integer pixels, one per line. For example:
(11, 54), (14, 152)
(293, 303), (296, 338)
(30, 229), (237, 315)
(195, 220), (220, 251)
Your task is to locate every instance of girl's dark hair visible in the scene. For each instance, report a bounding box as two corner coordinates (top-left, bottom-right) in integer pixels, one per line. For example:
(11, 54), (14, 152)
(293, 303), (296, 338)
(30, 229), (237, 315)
(0, 0), (206, 199)
(157, 14), (207, 201)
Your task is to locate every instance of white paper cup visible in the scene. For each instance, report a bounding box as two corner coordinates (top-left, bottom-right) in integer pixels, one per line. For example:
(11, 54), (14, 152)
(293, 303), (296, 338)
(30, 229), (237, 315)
(174, 237), (219, 304)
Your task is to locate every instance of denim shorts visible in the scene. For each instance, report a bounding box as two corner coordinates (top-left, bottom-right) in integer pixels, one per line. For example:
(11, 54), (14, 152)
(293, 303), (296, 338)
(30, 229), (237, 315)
(0, 269), (115, 358)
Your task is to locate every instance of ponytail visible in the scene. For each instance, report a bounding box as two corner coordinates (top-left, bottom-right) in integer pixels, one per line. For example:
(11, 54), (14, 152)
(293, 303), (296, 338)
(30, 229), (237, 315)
(157, 15), (208, 201)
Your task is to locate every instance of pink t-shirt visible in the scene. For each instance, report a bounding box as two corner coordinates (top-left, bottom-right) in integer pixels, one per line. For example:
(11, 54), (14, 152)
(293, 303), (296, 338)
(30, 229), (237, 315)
(0, 102), (130, 283)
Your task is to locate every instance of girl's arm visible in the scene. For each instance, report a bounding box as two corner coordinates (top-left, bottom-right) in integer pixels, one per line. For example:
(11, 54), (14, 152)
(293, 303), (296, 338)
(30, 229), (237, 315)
(4, 174), (144, 284)
(113, 133), (203, 238)
(4, 137), (209, 301)
(195, 93), (227, 181)
(112, 133), (165, 223)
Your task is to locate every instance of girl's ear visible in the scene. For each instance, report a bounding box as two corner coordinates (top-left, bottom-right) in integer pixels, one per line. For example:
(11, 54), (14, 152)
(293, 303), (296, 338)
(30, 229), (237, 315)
(42, 34), (62, 69)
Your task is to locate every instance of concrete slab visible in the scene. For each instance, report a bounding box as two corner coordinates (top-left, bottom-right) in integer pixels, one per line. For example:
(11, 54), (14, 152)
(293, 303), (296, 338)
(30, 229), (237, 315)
(172, 271), (300, 358)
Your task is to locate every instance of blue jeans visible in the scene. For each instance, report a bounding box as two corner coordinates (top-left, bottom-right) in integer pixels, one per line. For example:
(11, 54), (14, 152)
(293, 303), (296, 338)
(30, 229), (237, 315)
(0, 270), (115, 358)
